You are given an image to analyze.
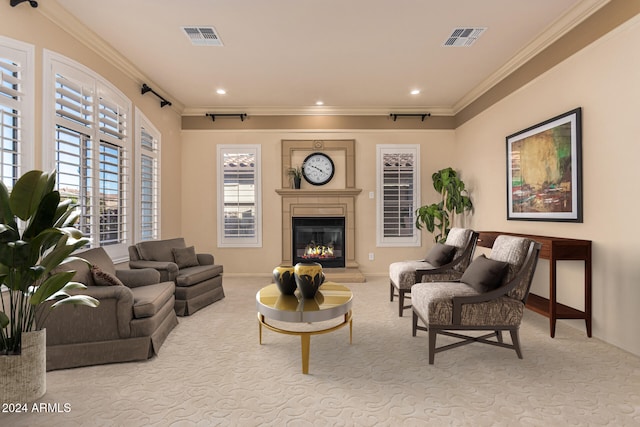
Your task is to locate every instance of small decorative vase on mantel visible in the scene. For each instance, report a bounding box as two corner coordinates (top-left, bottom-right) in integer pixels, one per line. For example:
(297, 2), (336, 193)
(293, 176), (301, 189)
(287, 166), (303, 190)
(294, 262), (325, 299)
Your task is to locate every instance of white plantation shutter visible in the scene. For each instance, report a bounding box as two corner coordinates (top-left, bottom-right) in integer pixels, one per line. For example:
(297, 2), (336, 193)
(54, 125), (94, 237)
(0, 38), (33, 188)
(217, 145), (262, 247)
(136, 108), (160, 242)
(47, 52), (131, 255)
(98, 141), (126, 245)
(376, 145), (420, 247)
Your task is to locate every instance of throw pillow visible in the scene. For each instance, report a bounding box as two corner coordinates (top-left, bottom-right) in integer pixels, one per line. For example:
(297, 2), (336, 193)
(172, 246), (199, 268)
(423, 243), (456, 267)
(91, 265), (125, 287)
(460, 255), (509, 293)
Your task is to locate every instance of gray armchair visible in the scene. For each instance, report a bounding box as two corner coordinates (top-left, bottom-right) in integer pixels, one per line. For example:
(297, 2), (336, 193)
(42, 247), (178, 370)
(128, 238), (224, 316)
(389, 228), (478, 316)
(411, 235), (541, 364)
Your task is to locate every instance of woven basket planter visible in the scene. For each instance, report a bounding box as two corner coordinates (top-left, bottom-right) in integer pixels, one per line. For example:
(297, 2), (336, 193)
(0, 329), (46, 403)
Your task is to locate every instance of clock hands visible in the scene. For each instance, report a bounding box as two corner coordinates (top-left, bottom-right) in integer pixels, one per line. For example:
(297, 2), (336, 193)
(309, 164), (327, 174)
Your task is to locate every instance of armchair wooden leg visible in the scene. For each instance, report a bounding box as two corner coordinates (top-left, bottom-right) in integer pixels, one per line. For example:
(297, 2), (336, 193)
(412, 311), (418, 337)
(510, 329), (523, 359)
(495, 330), (503, 343)
(399, 289), (406, 317)
(390, 282), (394, 302)
(428, 329), (437, 365)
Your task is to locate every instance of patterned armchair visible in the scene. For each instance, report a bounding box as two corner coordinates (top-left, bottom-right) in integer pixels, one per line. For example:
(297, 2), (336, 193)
(411, 235), (541, 364)
(389, 228), (478, 316)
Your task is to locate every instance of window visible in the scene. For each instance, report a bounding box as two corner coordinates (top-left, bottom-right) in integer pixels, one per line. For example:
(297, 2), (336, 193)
(217, 145), (262, 247)
(135, 108), (160, 242)
(376, 145), (420, 247)
(44, 51), (131, 260)
(0, 37), (34, 188)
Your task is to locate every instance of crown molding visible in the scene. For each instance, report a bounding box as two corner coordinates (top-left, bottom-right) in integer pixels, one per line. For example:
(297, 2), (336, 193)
(452, 0), (610, 114)
(37, 1), (185, 113)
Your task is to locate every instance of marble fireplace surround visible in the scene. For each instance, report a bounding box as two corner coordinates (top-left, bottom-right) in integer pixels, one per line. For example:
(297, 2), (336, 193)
(276, 139), (365, 282)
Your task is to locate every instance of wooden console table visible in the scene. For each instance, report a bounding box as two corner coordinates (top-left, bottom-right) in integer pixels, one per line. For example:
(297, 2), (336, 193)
(476, 231), (592, 338)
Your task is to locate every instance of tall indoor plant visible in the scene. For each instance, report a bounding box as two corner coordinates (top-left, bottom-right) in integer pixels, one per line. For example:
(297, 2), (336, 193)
(0, 170), (99, 355)
(415, 167), (473, 243)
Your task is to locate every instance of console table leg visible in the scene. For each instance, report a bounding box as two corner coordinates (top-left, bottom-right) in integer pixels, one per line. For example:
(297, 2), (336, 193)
(301, 334), (311, 374)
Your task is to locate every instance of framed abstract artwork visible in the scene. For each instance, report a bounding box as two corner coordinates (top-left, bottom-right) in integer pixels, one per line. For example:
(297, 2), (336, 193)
(506, 108), (582, 222)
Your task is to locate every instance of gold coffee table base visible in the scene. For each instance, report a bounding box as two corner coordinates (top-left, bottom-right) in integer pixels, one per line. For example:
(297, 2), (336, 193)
(258, 311), (353, 374)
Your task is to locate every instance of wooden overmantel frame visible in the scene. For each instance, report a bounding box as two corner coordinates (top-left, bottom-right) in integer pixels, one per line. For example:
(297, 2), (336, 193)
(281, 139), (356, 189)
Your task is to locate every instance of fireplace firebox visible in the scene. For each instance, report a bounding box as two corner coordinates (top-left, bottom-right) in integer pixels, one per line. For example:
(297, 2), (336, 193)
(292, 217), (345, 268)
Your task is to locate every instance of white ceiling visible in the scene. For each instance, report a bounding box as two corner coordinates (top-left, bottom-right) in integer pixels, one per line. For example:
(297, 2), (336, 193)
(52, 0), (607, 115)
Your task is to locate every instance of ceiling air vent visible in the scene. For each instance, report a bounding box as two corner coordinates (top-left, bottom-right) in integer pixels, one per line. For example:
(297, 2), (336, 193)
(182, 26), (223, 46)
(443, 27), (486, 47)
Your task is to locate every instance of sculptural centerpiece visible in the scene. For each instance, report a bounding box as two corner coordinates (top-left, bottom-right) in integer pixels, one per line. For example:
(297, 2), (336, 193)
(293, 262), (325, 299)
(272, 265), (297, 295)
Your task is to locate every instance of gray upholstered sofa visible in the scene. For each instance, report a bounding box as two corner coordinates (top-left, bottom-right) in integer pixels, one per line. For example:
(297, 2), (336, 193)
(128, 238), (224, 316)
(41, 247), (179, 371)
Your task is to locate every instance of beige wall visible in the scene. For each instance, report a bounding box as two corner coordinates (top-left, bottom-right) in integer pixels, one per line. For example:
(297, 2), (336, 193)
(0, 3), (183, 239)
(180, 130), (456, 275)
(455, 15), (640, 355)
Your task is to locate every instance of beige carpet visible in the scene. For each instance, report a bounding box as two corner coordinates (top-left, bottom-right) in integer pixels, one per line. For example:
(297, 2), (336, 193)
(2, 276), (639, 426)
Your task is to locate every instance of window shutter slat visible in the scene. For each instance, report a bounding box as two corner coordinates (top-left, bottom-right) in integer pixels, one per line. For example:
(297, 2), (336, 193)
(0, 50), (26, 188)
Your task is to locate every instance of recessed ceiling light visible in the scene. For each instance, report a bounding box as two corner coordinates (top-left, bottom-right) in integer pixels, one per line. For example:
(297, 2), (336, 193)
(410, 89), (420, 95)
(216, 89), (226, 95)
(315, 101), (324, 106)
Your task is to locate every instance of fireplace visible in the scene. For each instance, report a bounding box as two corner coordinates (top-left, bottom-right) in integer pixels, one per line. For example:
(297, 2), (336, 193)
(292, 217), (345, 268)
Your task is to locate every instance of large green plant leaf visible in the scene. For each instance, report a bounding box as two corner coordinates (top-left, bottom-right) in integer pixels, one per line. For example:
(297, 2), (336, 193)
(50, 294), (99, 309)
(9, 170), (48, 221)
(30, 271), (77, 305)
(0, 311), (8, 328)
(0, 181), (17, 230)
(23, 190), (60, 241)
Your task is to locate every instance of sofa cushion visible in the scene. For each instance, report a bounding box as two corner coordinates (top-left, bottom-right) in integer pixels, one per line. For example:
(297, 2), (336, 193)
(424, 243), (456, 267)
(91, 266), (124, 286)
(176, 264), (223, 287)
(172, 246), (199, 268)
(136, 238), (186, 262)
(460, 255), (508, 293)
(130, 281), (176, 319)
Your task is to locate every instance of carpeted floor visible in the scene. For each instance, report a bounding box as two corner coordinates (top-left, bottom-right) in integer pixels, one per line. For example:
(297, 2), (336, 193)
(2, 275), (639, 426)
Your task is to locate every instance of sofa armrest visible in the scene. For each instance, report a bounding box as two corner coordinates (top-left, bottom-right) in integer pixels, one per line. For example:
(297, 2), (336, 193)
(41, 285), (134, 345)
(116, 268), (161, 288)
(129, 260), (178, 282)
(197, 253), (214, 265)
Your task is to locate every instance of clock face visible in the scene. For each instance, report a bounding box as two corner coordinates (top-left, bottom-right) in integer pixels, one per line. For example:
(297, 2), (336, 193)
(302, 152), (335, 186)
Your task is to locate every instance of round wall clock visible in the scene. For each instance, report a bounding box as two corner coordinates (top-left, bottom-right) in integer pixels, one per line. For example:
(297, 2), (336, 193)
(302, 152), (335, 186)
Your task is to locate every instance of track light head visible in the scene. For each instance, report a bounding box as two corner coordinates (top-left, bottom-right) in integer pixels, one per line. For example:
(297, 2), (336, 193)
(10, 0), (38, 8)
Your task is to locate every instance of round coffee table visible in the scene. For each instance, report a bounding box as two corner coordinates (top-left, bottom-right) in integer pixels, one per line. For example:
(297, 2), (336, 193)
(256, 282), (353, 374)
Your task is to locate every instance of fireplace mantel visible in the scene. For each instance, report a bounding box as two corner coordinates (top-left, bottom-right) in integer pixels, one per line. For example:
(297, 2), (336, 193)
(276, 189), (362, 197)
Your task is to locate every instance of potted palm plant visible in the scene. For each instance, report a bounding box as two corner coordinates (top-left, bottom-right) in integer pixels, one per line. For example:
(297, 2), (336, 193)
(415, 167), (473, 243)
(0, 170), (99, 402)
